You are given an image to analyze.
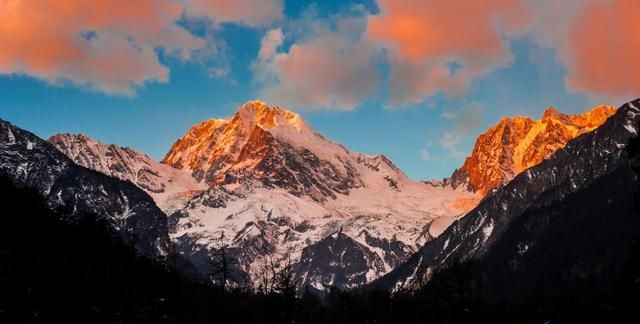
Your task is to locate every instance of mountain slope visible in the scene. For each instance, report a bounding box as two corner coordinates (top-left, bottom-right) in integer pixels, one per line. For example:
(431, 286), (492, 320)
(448, 105), (616, 195)
(44, 101), (467, 289)
(162, 101), (478, 289)
(45, 101), (475, 289)
(373, 99), (638, 292)
(48, 134), (205, 213)
(0, 119), (170, 257)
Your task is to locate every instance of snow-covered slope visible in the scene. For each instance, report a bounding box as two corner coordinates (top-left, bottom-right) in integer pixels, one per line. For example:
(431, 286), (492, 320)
(162, 100), (477, 290)
(48, 134), (206, 213)
(0, 119), (170, 257)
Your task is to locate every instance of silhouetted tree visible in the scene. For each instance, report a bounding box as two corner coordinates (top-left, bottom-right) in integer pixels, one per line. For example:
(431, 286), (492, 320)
(208, 232), (235, 293)
(255, 253), (298, 297)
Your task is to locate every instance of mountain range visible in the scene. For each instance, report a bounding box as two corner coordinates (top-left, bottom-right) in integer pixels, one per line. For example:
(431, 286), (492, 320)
(373, 99), (640, 296)
(0, 99), (630, 294)
(48, 101), (477, 290)
(447, 105), (617, 195)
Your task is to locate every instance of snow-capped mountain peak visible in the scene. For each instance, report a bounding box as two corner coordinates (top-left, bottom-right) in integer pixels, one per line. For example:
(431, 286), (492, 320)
(235, 100), (308, 133)
(157, 100), (477, 289)
(162, 101), (412, 203)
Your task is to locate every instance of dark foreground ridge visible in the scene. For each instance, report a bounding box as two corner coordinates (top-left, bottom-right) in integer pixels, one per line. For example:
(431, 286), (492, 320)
(0, 119), (170, 257)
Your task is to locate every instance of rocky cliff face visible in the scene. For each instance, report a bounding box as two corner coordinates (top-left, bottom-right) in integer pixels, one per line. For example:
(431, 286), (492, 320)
(373, 99), (639, 293)
(449, 105), (616, 195)
(162, 101), (368, 203)
(0, 120), (170, 257)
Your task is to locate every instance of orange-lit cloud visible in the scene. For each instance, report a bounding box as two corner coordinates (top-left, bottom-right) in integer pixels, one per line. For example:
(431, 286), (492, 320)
(564, 0), (640, 99)
(367, 0), (531, 105)
(254, 14), (381, 110)
(183, 0), (283, 27)
(0, 0), (203, 95)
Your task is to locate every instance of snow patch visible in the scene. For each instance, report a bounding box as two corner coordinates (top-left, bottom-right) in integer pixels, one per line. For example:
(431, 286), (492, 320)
(624, 123), (637, 135)
(482, 220), (494, 241)
(6, 127), (16, 144)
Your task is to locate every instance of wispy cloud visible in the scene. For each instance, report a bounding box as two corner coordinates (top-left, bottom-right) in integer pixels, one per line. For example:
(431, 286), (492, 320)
(439, 102), (484, 157)
(181, 0), (283, 28)
(418, 149), (432, 161)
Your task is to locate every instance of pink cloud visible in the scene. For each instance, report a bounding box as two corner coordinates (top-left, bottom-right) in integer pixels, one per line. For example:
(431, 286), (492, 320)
(183, 0), (283, 27)
(367, 0), (531, 105)
(564, 0), (640, 99)
(0, 0), (203, 95)
(254, 15), (381, 110)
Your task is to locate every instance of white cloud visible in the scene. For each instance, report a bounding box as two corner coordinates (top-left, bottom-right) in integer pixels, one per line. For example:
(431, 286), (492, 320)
(181, 0), (283, 27)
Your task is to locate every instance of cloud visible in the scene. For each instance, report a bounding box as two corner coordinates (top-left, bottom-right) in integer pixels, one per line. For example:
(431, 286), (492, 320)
(367, 0), (531, 106)
(182, 0), (283, 27)
(419, 149), (431, 161)
(254, 12), (381, 110)
(257, 28), (285, 61)
(521, 0), (640, 101)
(189, 35), (232, 79)
(251, 0), (534, 110)
(0, 0), (284, 96)
(0, 0), (204, 95)
(439, 103), (484, 157)
(563, 0), (640, 100)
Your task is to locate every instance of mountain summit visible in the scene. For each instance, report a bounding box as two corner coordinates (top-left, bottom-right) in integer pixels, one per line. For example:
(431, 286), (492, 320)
(163, 100), (310, 174)
(162, 100), (362, 202)
(449, 105), (616, 195)
(162, 100), (406, 203)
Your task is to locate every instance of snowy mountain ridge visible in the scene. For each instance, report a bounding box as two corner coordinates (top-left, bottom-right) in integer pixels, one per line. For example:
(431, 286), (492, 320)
(0, 119), (170, 257)
(48, 134), (206, 213)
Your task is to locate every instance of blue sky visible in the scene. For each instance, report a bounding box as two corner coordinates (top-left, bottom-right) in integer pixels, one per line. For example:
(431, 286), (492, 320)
(0, 0), (635, 180)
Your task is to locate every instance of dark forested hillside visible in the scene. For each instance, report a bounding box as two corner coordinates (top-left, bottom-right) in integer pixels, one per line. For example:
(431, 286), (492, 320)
(0, 175), (216, 323)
